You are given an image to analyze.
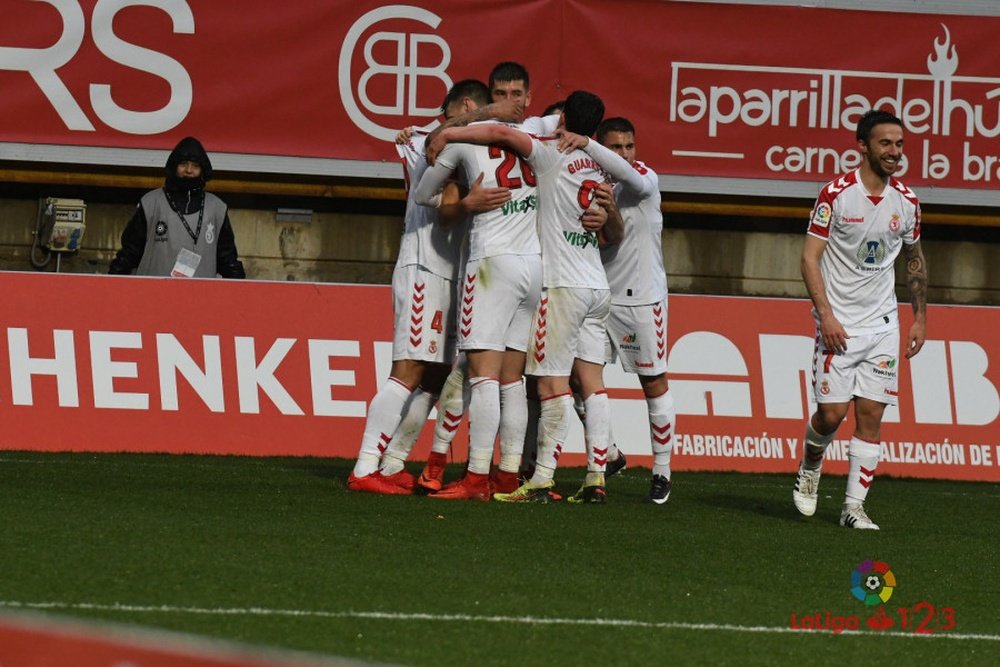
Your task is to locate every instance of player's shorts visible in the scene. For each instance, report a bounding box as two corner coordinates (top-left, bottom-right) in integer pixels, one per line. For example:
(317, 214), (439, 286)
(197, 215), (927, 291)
(811, 327), (900, 406)
(526, 286), (610, 377)
(459, 254), (542, 352)
(391, 263), (457, 363)
(605, 298), (669, 375)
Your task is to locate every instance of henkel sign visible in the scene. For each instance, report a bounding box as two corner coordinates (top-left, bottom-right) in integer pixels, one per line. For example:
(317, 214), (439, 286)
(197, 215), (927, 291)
(1, 2), (997, 202)
(1, 272), (997, 481)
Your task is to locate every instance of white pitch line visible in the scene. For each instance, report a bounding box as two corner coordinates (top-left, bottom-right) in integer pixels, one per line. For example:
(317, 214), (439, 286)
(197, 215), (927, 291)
(1, 601), (997, 643)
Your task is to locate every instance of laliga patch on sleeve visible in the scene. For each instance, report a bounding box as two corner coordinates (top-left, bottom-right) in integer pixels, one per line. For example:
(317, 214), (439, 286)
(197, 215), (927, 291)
(812, 202), (832, 228)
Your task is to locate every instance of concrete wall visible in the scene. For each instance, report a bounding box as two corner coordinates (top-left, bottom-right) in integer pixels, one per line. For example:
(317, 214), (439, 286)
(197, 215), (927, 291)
(1, 194), (997, 305)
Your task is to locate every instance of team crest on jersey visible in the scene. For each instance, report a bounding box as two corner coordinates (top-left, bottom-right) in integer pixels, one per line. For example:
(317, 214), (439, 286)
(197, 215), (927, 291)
(856, 240), (887, 265)
(889, 213), (901, 232)
(819, 380), (831, 396)
(155, 221), (168, 236)
(812, 202), (832, 228)
(428, 340), (438, 354)
(205, 222), (216, 244)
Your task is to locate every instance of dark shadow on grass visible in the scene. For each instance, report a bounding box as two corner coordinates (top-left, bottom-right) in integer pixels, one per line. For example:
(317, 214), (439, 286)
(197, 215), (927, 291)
(700, 492), (823, 523)
(298, 458), (354, 482)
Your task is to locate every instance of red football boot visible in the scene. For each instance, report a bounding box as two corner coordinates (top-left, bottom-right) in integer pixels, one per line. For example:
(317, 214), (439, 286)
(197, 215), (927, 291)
(428, 471), (491, 501)
(347, 471), (412, 495)
(490, 469), (520, 494)
(380, 469), (416, 493)
(417, 451), (448, 493)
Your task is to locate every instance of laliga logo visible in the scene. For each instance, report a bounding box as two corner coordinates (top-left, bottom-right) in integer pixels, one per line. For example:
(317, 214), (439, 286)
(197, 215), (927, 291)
(339, 5), (453, 141)
(851, 560), (896, 606)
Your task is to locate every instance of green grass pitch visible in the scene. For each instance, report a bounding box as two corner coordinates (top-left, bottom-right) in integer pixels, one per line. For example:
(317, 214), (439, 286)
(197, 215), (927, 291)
(1, 451), (997, 666)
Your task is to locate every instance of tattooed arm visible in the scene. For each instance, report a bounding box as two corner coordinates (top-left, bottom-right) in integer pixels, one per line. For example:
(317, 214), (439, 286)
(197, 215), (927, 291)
(902, 240), (928, 358)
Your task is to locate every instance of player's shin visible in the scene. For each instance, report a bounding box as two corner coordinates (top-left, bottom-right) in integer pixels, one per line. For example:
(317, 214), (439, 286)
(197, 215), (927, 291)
(379, 388), (438, 476)
(531, 393), (572, 485)
(583, 390), (610, 484)
(467, 377), (501, 475)
(352, 378), (413, 478)
(803, 420), (836, 470)
(845, 436), (880, 505)
(498, 380), (527, 473)
(648, 389), (675, 479)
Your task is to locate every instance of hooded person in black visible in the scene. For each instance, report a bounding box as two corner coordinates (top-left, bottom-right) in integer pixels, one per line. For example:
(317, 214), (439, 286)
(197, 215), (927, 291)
(109, 136), (246, 278)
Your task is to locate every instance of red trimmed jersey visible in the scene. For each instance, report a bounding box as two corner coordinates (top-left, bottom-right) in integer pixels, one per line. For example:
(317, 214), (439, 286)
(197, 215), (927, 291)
(807, 169), (920, 334)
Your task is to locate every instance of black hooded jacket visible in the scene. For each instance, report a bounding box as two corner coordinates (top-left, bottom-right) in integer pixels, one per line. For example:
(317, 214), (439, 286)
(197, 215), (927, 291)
(109, 137), (246, 278)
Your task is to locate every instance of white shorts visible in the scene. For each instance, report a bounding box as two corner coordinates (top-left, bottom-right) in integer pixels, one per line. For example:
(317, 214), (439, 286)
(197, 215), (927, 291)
(605, 299), (669, 375)
(391, 264), (457, 363)
(526, 287), (610, 376)
(459, 254), (542, 352)
(812, 327), (900, 405)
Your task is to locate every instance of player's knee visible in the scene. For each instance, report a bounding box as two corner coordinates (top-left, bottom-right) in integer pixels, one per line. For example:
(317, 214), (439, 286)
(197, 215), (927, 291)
(812, 404), (848, 433)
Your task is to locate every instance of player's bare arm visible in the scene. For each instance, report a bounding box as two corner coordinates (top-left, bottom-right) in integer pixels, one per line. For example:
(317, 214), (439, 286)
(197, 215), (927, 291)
(556, 130), (589, 153)
(428, 123), (532, 165)
(439, 172), (511, 225)
(592, 182), (623, 246)
(425, 98), (524, 154)
(580, 138), (655, 198)
(802, 234), (849, 354)
(580, 197), (608, 236)
(902, 240), (928, 359)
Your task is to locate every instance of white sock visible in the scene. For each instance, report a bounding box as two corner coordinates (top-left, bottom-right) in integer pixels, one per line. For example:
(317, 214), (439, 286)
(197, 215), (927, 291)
(521, 395), (540, 475)
(352, 378), (412, 477)
(530, 393), (571, 485)
(467, 377), (500, 475)
(573, 393), (586, 423)
(498, 380), (527, 473)
(845, 436), (880, 505)
(584, 391), (610, 474)
(803, 420), (835, 471)
(648, 390), (675, 479)
(431, 361), (467, 455)
(380, 389), (437, 476)
(608, 441), (622, 462)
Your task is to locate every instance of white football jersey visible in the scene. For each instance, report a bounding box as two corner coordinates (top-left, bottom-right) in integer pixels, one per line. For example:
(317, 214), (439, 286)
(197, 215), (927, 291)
(527, 138), (652, 289)
(414, 122), (540, 261)
(600, 160), (667, 305)
(520, 114), (561, 135)
(396, 132), (464, 279)
(807, 169), (921, 333)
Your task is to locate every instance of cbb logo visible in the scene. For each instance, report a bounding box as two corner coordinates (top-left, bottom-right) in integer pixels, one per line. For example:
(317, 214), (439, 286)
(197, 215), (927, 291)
(339, 6), (453, 140)
(851, 560), (895, 606)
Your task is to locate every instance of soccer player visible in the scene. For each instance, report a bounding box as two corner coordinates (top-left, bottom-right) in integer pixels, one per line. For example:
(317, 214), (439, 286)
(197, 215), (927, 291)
(413, 61), (562, 496)
(429, 91), (656, 503)
(594, 117), (676, 504)
(348, 80), (510, 494)
(412, 105), (545, 502)
(793, 108), (928, 530)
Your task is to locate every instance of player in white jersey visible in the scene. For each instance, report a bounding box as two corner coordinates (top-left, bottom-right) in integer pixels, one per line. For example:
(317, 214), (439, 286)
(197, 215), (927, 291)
(792, 109), (928, 530)
(408, 62), (567, 498)
(591, 117), (676, 505)
(429, 91), (655, 503)
(413, 118), (543, 500)
(348, 80), (512, 495)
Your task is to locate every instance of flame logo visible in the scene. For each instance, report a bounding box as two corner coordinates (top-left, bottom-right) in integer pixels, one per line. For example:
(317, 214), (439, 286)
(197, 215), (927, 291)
(927, 24), (959, 78)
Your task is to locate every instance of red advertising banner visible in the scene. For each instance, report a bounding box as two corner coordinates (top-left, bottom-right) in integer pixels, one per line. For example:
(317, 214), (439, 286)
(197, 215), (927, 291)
(1, 272), (997, 481)
(0, 611), (342, 667)
(1, 1), (998, 200)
